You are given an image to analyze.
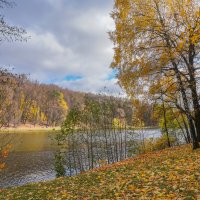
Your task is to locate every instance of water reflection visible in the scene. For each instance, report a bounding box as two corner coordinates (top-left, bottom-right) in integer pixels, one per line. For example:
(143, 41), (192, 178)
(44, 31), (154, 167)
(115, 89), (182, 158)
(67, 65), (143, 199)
(0, 131), (58, 188)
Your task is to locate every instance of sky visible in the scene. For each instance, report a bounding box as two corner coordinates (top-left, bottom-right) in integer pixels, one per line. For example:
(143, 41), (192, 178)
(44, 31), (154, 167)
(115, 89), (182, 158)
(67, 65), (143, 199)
(0, 0), (122, 94)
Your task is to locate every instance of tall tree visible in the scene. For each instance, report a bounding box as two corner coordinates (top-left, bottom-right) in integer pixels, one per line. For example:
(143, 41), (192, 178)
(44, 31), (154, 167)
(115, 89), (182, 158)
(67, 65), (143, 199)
(110, 0), (200, 149)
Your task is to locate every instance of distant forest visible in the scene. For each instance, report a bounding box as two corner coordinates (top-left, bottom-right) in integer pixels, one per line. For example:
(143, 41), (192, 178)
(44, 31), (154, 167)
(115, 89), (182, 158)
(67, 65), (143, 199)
(0, 68), (156, 128)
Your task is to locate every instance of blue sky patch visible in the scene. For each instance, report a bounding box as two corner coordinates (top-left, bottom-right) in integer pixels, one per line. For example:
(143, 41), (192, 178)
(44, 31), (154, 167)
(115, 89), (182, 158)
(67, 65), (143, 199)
(107, 69), (118, 80)
(64, 75), (83, 81)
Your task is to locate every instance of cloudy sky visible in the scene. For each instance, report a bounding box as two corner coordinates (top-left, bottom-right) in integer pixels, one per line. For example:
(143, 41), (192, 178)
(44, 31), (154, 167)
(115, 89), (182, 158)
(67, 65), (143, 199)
(0, 0), (122, 94)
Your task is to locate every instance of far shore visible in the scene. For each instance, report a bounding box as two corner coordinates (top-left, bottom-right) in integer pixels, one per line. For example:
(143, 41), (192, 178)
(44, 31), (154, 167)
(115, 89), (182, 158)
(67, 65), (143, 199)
(0, 125), (158, 133)
(0, 124), (61, 133)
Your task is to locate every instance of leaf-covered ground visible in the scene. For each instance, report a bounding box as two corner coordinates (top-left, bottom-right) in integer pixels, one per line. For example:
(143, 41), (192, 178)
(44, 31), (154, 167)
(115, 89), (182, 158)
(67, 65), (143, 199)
(1, 145), (200, 199)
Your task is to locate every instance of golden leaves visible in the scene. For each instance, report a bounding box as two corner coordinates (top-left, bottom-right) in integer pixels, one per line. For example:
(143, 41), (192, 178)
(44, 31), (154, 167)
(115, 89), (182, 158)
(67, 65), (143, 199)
(1, 145), (200, 199)
(115, 0), (130, 21)
(111, 0), (200, 104)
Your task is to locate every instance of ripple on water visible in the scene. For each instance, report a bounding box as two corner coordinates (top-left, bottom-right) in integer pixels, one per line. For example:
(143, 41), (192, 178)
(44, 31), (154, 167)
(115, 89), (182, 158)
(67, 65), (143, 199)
(0, 151), (56, 188)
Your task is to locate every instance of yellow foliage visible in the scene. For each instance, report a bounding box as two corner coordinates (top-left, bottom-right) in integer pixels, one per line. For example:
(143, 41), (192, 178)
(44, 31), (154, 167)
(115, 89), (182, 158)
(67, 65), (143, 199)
(57, 92), (68, 112)
(40, 112), (47, 123)
(110, 0), (200, 103)
(141, 134), (176, 153)
(112, 118), (124, 128)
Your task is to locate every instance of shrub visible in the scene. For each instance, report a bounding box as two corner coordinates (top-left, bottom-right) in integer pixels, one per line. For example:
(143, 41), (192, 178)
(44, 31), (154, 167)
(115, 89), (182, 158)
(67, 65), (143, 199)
(140, 134), (176, 153)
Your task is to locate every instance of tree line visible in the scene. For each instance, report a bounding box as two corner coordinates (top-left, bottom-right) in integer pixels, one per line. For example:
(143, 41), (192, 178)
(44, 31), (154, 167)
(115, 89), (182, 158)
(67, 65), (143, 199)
(0, 69), (89, 128)
(0, 69), (141, 128)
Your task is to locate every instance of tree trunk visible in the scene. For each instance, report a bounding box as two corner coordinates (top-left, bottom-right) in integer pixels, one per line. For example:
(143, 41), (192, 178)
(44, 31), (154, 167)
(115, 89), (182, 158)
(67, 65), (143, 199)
(172, 62), (199, 149)
(188, 117), (199, 150)
(186, 43), (200, 141)
(181, 114), (191, 143)
(161, 91), (171, 147)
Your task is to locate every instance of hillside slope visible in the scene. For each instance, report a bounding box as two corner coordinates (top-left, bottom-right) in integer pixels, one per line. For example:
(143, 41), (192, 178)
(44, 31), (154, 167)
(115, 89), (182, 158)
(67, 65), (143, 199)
(1, 145), (200, 199)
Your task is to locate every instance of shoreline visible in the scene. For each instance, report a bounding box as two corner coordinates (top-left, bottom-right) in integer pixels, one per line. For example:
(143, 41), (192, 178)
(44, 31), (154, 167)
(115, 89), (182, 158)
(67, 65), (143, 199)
(0, 125), (61, 133)
(0, 125), (158, 133)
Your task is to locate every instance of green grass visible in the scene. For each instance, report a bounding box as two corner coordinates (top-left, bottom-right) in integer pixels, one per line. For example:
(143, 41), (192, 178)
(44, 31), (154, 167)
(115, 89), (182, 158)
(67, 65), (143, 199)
(1, 144), (200, 199)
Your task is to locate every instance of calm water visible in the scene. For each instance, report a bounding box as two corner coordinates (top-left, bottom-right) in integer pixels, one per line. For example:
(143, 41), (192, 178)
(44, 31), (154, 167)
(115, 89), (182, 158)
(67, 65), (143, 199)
(0, 129), (161, 188)
(0, 131), (58, 188)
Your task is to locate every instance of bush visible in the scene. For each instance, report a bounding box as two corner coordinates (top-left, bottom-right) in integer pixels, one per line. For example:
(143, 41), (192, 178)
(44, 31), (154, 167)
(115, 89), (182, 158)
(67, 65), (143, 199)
(140, 134), (176, 153)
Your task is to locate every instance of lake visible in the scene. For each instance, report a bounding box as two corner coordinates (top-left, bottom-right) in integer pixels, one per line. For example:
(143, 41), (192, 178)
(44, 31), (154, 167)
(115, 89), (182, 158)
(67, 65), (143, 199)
(0, 129), (161, 188)
(0, 131), (58, 188)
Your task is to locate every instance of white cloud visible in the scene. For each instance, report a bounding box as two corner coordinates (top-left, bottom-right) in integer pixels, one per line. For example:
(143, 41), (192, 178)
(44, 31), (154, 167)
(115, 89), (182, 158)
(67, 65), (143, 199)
(71, 9), (114, 36)
(0, 0), (119, 94)
(56, 77), (123, 95)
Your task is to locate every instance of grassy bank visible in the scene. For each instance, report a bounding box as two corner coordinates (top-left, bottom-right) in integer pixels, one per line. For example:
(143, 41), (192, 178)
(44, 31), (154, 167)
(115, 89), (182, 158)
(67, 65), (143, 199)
(1, 144), (200, 199)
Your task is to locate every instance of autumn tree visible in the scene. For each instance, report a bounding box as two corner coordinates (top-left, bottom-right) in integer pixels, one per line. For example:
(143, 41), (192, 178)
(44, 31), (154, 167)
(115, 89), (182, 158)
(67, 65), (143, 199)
(110, 0), (200, 149)
(132, 99), (156, 127)
(44, 90), (68, 126)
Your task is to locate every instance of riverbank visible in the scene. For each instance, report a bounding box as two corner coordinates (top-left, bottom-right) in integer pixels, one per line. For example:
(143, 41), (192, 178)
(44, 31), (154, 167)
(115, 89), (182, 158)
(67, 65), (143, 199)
(129, 126), (159, 130)
(0, 125), (158, 133)
(1, 144), (200, 199)
(0, 125), (60, 133)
